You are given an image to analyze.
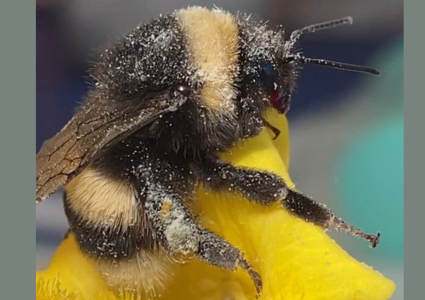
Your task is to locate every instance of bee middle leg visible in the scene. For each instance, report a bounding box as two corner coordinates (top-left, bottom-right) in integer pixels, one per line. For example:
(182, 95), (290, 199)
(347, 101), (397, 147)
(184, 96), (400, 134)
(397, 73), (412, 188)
(199, 156), (380, 247)
(199, 156), (290, 204)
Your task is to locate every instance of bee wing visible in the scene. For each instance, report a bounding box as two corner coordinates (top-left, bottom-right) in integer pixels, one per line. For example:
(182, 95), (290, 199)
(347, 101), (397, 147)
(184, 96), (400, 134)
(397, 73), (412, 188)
(36, 91), (186, 203)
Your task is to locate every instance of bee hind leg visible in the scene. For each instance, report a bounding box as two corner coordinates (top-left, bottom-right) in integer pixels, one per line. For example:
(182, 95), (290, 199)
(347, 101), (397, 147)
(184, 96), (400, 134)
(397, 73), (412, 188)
(141, 181), (263, 296)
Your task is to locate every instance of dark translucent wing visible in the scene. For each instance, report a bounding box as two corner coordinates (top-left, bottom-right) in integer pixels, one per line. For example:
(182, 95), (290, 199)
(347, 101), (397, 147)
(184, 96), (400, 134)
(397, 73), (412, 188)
(36, 92), (186, 203)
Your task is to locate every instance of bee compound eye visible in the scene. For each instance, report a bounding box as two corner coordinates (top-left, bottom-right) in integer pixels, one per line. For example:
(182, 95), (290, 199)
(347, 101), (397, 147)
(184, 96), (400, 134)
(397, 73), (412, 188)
(175, 84), (191, 97)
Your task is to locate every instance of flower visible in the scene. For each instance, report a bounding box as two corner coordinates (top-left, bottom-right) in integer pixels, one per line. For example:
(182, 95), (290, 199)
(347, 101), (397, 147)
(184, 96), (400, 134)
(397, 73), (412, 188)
(36, 111), (396, 300)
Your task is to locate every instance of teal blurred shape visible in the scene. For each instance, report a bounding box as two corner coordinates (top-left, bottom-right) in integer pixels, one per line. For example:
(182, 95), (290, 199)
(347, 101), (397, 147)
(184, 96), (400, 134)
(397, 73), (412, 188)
(335, 38), (403, 261)
(337, 114), (403, 261)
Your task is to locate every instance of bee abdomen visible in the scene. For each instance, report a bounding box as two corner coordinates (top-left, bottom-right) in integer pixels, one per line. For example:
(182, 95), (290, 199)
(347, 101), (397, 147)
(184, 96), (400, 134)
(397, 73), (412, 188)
(63, 168), (159, 260)
(63, 168), (174, 296)
(63, 208), (155, 260)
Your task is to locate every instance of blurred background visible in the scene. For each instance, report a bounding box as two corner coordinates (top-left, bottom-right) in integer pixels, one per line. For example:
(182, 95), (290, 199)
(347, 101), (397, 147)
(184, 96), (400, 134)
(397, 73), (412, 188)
(36, 0), (403, 298)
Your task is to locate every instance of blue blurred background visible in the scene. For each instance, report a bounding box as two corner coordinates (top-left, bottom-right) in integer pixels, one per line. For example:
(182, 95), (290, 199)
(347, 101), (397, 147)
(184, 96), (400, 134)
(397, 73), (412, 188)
(36, 0), (403, 298)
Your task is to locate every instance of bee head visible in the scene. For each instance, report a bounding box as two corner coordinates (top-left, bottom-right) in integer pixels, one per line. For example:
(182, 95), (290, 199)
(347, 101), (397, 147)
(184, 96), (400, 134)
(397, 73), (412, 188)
(236, 14), (379, 116)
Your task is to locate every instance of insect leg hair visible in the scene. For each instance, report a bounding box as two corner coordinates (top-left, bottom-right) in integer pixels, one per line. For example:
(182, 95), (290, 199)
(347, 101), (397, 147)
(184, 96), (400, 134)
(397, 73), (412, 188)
(198, 157), (380, 247)
(198, 156), (289, 204)
(135, 164), (263, 295)
(284, 189), (381, 247)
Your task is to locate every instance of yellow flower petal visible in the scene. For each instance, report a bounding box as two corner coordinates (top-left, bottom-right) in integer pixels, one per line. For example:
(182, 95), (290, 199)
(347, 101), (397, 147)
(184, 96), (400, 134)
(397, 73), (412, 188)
(36, 112), (396, 300)
(36, 233), (113, 300)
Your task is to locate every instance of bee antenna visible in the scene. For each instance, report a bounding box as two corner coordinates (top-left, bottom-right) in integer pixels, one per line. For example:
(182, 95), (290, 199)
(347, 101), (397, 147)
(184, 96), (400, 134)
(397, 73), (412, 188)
(285, 17), (379, 75)
(287, 55), (380, 75)
(290, 16), (353, 43)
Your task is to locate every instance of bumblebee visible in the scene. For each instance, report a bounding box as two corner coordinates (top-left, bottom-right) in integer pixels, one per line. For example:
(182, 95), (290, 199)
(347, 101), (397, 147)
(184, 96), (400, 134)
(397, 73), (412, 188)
(36, 6), (381, 297)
